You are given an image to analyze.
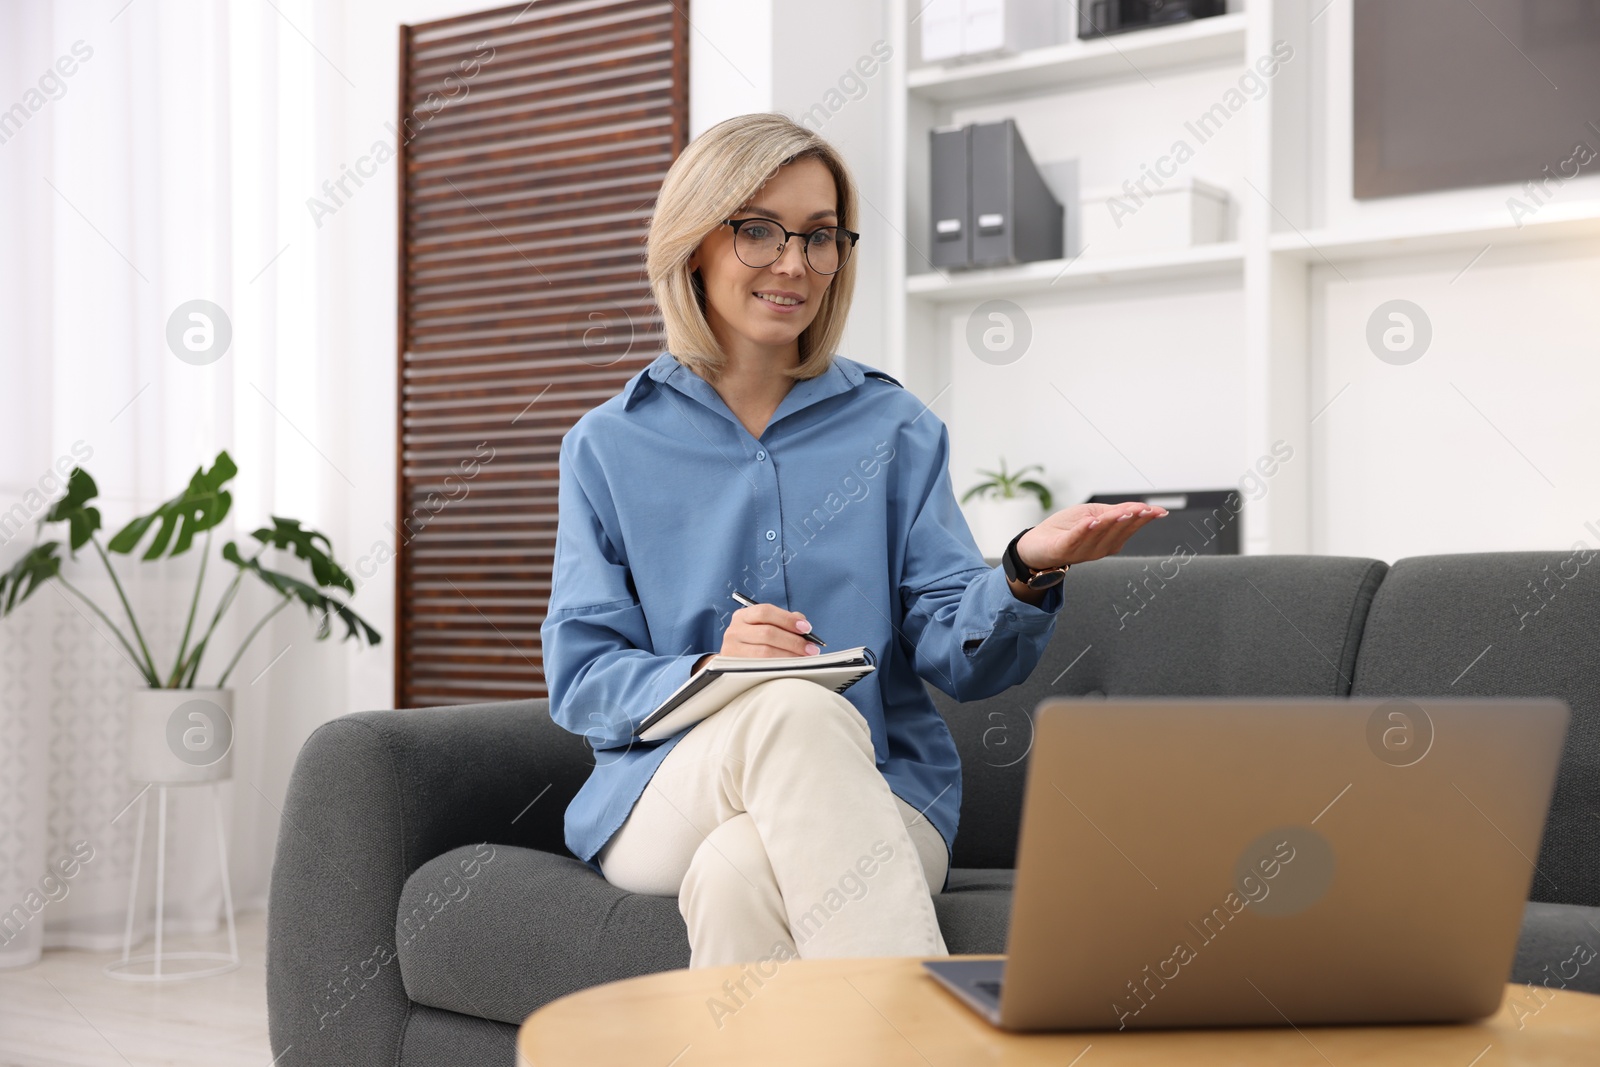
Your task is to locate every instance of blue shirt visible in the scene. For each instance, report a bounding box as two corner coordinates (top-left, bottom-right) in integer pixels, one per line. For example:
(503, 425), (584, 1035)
(539, 350), (1064, 890)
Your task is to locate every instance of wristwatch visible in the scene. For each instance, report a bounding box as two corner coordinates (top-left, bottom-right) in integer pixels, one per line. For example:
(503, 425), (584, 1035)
(1002, 526), (1069, 589)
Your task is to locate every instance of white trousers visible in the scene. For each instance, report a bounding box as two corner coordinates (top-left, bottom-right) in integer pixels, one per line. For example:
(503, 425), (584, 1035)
(597, 677), (951, 968)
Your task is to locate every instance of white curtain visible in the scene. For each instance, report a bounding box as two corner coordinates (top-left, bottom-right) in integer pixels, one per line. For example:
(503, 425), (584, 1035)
(0, 0), (372, 967)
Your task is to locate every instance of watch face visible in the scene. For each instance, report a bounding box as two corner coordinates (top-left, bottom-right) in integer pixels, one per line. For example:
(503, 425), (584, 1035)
(1027, 568), (1066, 589)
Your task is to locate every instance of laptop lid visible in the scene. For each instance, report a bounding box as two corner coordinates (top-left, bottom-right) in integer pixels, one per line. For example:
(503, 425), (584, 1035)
(997, 697), (1569, 1031)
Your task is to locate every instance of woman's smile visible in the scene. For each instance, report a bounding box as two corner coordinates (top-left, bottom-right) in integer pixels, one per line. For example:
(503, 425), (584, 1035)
(753, 289), (806, 313)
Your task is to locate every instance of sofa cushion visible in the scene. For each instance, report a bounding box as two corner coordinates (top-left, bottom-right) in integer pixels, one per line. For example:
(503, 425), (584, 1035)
(934, 868), (1014, 955)
(397, 1004), (517, 1067)
(396, 844), (1597, 1026)
(395, 844), (689, 1025)
(395, 845), (1015, 1024)
(1509, 901), (1600, 996)
(1351, 552), (1600, 907)
(934, 555), (1389, 868)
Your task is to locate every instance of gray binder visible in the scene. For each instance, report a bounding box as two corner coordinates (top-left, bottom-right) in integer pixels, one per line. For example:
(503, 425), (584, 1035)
(930, 124), (971, 270)
(970, 118), (1063, 268)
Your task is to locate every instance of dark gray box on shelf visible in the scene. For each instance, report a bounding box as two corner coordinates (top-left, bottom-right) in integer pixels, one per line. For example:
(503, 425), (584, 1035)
(1080, 0), (1227, 39)
(969, 118), (1063, 268)
(930, 124), (972, 270)
(930, 118), (1063, 271)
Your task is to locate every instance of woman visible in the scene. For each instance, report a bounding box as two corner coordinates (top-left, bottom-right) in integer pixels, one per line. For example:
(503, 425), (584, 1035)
(539, 113), (1165, 969)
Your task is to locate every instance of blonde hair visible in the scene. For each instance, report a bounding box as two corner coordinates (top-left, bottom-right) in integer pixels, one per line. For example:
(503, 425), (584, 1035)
(646, 113), (858, 383)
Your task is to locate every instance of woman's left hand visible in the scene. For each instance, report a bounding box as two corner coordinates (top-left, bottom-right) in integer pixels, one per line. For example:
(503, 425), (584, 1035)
(1014, 501), (1169, 570)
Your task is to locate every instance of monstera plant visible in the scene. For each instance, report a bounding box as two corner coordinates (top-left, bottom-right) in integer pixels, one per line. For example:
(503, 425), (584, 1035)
(0, 448), (384, 987)
(0, 450), (379, 689)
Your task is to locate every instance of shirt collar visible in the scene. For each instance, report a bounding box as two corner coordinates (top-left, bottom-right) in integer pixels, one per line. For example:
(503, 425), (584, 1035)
(620, 351), (687, 410)
(622, 351), (867, 427)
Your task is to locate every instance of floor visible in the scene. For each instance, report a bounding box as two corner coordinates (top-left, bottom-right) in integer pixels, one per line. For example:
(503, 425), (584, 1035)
(0, 912), (275, 1067)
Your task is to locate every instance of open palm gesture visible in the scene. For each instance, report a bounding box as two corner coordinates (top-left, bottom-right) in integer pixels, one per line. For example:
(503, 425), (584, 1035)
(1014, 501), (1169, 571)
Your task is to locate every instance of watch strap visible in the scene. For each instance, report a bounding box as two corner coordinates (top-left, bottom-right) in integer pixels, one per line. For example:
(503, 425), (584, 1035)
(1003, 526), (1068, 588)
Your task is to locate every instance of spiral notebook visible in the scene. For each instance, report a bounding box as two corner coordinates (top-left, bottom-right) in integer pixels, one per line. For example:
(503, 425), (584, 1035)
(637, 645), (878, 742)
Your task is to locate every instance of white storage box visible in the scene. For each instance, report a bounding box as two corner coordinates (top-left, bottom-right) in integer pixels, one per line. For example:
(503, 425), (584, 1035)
(920, 0), (1059, 63)
(1079, 177), (1230, 257)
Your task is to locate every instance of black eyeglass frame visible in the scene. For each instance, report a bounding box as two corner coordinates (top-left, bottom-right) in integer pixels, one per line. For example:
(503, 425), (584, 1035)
(722, 216), (861, 275)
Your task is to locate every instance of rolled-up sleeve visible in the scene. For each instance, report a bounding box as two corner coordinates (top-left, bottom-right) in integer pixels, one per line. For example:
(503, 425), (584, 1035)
(896, 417), (1063, 703)
(539, 434), (699, 750)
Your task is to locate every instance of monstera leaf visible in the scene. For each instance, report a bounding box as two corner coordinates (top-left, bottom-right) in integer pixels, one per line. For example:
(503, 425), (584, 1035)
(221, 541), (380, 647)
(108, 452), (236, 560)
(0, 542), (63, 614)
(248, 517), (355, 595)
(41, 469), (102, 552)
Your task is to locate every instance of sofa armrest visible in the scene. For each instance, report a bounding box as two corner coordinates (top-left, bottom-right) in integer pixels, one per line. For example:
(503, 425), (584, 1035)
(266, 698), (586, 1065)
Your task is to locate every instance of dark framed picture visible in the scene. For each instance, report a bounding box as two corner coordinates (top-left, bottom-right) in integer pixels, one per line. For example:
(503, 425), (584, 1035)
(1353, 0), (1600, 199)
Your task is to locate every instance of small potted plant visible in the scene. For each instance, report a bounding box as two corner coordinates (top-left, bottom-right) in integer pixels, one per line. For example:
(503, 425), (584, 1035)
(960, 457), (1055, 560)
(0, 450), (380, 784)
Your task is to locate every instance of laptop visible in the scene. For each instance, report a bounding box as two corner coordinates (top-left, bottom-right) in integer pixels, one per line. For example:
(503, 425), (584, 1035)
(923, 696), (1569, 1031)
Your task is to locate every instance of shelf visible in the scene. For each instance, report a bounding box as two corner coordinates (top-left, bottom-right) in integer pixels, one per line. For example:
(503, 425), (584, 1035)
(904, 242), (1243, 302)
(1269, 203), (1600, 264)
(906, 13), (1248, 104)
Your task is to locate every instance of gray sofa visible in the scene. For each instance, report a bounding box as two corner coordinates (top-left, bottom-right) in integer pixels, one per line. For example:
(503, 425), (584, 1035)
(266, 552), (1600, 1065)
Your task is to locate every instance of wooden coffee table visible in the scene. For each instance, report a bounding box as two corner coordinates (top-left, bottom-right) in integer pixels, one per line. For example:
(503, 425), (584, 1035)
(518, 955), (1600, 1066)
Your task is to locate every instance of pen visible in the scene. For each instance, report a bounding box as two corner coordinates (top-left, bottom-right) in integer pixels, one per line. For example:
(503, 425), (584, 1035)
(729, 590), (827, 647)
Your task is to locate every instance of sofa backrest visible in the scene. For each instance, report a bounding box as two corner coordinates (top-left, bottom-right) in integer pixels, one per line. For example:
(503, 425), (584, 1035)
(524, 552), (1596, 903)
(933, 555), (1390, 869)
(1350, 551), (1600, 908)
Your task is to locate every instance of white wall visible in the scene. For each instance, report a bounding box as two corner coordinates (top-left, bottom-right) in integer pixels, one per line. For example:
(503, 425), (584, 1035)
(768, 1), (895, 377)
(690, 0), (773, 135)
(1311, 239), (1600, 559)
(948, 279), (1249, 506)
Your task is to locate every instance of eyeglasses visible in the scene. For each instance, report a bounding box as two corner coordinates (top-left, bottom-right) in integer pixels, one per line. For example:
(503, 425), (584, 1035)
(723, 217), (860, 275)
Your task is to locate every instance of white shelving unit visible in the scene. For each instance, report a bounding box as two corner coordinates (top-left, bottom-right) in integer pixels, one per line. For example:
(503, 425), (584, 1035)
(904, 242), (1244, 301)
(882, 0), (1600, 556)
(1269, 205), (1600, 264)
(905, 11), (1249, 101)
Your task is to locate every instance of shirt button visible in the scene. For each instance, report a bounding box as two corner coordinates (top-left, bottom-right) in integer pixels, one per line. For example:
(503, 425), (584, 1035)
(756, 450), (766, 461)
(765, 530), (776, 541)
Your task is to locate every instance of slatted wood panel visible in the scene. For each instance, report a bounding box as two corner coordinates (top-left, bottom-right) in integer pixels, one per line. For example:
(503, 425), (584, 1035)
(397, 0), (688, 707)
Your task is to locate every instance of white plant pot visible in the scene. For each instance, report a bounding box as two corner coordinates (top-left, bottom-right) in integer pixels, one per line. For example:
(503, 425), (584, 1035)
(966, 496), (1047, 560)
(127, 688), (235, 785)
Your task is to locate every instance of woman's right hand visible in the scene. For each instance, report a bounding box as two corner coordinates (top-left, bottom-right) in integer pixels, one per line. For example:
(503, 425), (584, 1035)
(694, 601), (820, 672)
